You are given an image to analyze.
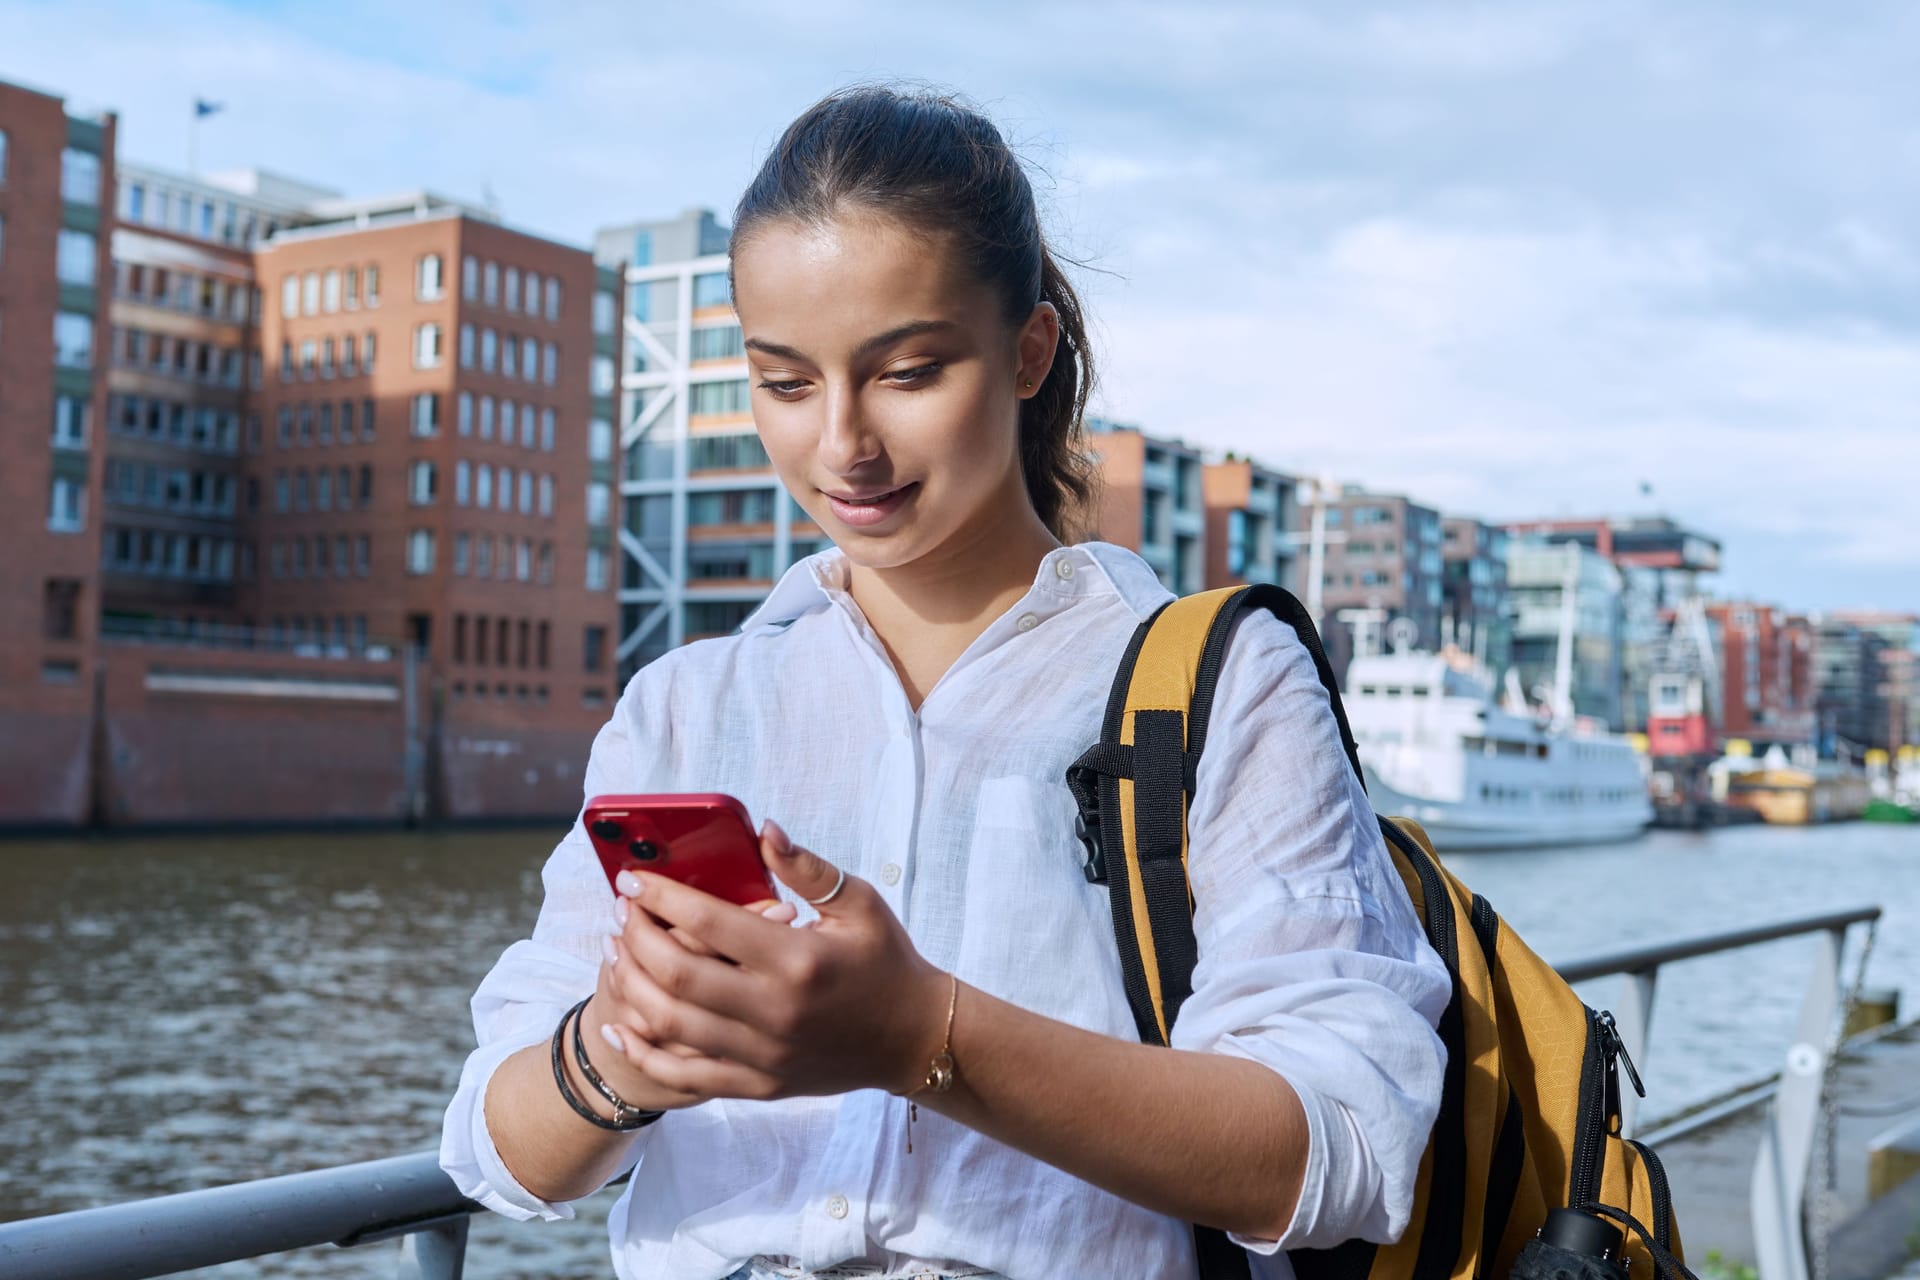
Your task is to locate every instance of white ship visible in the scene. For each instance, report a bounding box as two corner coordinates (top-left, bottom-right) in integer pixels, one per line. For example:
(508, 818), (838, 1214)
(1345, 652), (1653, 850)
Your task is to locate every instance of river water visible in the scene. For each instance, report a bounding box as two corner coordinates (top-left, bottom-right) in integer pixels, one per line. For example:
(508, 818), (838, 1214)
(2, 821), (1915, 1277)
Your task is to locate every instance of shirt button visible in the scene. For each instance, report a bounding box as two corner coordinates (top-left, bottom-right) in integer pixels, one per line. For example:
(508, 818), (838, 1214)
(881, 862), (902, 886)
(1054, 559), (1076, 580)
(826, 1193), (849, 1220)
(1016, 613), (1039, 633)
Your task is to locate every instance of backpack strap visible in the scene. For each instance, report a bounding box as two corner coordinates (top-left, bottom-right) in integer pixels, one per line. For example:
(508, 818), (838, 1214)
(1063, 583), (1370, 1280)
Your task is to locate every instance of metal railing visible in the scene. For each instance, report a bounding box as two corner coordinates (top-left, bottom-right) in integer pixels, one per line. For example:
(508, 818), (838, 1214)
(0, 905), (1885, 1280)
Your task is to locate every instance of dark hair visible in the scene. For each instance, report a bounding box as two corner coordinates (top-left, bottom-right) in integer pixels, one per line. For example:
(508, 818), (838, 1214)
(730, 85), (1097, 541)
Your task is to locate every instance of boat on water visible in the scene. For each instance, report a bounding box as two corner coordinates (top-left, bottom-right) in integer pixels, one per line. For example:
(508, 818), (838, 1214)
(1346, 650), (1653, 851)
(1720, 762), (1872, 826)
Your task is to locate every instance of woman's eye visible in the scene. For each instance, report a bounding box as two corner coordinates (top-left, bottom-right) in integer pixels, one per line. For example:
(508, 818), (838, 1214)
(757, 379), (809, 397)
(886, 363), (943, 386)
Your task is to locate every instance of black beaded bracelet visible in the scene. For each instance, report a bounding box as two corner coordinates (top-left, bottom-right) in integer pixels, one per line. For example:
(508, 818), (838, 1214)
(549, 997), (662, 1132)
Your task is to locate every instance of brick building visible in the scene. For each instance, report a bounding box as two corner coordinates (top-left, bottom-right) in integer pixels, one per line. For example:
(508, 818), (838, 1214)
(1202, 457), (1294, 591)
(1291, 487), (1445, 664)
(0, 78), (116, 825)
(1703, 602), (1816, 750)
(1086, 418), (1206, 596)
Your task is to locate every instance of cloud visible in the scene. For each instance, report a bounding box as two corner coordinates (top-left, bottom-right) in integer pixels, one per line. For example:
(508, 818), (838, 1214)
(3, 0), (1916, 610)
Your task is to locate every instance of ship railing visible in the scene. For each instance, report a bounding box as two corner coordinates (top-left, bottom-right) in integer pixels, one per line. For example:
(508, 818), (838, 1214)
(0, 905), (1884, 1280)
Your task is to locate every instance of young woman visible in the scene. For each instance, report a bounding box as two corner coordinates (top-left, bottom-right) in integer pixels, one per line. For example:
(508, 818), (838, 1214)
(440, 86), (1449, 1280)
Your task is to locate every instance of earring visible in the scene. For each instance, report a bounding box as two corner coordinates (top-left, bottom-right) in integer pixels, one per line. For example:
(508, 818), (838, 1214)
(1023, 378), (1035, 389)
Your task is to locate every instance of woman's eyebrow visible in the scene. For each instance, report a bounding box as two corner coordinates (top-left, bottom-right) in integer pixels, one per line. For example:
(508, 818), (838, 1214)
(745, 319), (958, 365)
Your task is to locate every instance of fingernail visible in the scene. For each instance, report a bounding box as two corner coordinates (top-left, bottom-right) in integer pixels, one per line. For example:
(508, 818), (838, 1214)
(602, 935), (619, 966)
(599, 1024), (624, 1054)
(764, 819), (792, 855)
(612, 896), (629, 927)
(761, 900), (791, 919)
(616, 870), (644, 897)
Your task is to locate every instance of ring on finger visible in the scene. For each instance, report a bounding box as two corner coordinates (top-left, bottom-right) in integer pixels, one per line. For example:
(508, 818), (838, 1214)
(807, 866), (847, 906)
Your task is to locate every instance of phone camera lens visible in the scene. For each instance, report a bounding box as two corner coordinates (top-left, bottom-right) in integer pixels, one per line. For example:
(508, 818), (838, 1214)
(629, 839), (661, 862)
(589, 819), (622, 841)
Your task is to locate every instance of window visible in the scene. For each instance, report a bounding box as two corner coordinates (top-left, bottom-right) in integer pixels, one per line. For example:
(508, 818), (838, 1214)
(517, 470), (533, 514)
(540, 408), (555, 451)
(54, 312), (94, 368)
(414, 323), (443, 369)
(341, 336), (357, 377)
(361, 332), (376, 373)
(476, 464), (493, 508)
(545, 278), (561, 321)
(480, 328), (497, 372)
(594, 290), (617, 335)
(56, 229), (96, 286)
(279, 340), (293, 383)
(478, 396), (495, 439)
(407, 529), (436, 575)
(690, 324), (744, 360)
(462, 255), (479, 299)
(496, 466), (513, 511)
(520, 403), (536, 448)
(459, 324), (475, 368)
(476, 535), (493, 578)
(504, 266), (520, 312)
(589, 417), (614, 460)
(0, 129), (8, 184)
(316, 469), (332, 510)
(53, 394), (89, 447)
(520, 336), (537, 382)
(298, 403), (314, 443)
(483, 261), (499, 305)
(48, 476), (86, 532)
(592, 355), (616, 396)
(364, 266), (380, 307)
(277, 408), (293, 446)
(417, 253), (445, 301)
(356, 535), (370, 576)
(503, 333), (517, 378)
(409, 460), (437, 505)
(323, 269), (341, 313)
(317, 401), (333, 443)
(538, 473), (553, 517)
(61, 147), (101, 205)
(454, 533), (470, 576)
(345, 267), (359, 309)
(584, 625), (607, 672)
(458, 392), (473, 436)
(294, 469), (311, 511)
(692, 272), (731, 309)
(516, 540), (532, 581)
(302, 271), (320, 316)
(586, 546), (609, 591)
(586, 482), (610, 525)
(361, 398), (376, 441)
(320, 337), (335, 379)
(455, 460), (471, 505)
(411, 393), (440, 436)
(542, 341), (557, 385)
(690, 379), (751, 415)
(301, 340), (317, 379)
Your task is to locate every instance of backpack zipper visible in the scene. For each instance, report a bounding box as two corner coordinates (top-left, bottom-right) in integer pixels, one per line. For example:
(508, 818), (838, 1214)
(1627, 1138), (1674, 1250)
(1572, 1008), (1648, 1208)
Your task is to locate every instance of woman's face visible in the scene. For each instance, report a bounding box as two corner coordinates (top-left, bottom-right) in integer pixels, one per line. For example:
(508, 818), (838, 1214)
(731, 215), (1057, 573)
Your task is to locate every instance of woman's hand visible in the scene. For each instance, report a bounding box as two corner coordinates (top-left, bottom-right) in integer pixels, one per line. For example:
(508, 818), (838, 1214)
(596, 821), (948, 1104)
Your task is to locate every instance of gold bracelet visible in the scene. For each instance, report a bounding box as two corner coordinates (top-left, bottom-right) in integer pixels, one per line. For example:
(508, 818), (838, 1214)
(903, 972), (959, 1154)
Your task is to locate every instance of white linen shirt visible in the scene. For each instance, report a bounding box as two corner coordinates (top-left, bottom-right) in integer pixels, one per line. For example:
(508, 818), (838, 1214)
(440, 542), (1449, 1280)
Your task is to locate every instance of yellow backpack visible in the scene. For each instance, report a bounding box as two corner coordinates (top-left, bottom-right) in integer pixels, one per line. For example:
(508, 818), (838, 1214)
(1065, 585), (1689, 1280)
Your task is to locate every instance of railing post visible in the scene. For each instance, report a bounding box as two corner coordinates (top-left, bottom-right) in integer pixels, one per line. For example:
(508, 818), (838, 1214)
(1614, 969), (1658, 1139)
(396, 1217), (468, 1280)
(1749, 925), (1844, 1280)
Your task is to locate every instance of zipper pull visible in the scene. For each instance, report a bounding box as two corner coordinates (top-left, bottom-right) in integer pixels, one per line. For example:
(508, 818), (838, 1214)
(1598, 1011), (1647, 1099)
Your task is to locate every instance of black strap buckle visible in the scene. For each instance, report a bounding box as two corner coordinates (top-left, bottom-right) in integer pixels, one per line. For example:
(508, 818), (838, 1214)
(1065, 763), (1107, 884)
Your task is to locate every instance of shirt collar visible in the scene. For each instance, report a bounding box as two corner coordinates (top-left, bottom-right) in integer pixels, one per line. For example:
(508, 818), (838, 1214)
(737, 540), (1173, 635)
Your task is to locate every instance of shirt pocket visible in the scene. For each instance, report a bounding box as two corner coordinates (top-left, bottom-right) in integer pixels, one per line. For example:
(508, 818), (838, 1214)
(955, 775), (1137, 1039)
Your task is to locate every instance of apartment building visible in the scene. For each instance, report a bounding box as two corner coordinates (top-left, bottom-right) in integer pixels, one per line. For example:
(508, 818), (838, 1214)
(1202, 457), (1294, 590)
(1507, 538), (1626, 729)
(1292, 487), (1445, 660)
(0, 78), (116, 824)
(1705, 602), (1816, 750)
(1086, 417), (1206, 596)
(1440, 516), (1512, 676)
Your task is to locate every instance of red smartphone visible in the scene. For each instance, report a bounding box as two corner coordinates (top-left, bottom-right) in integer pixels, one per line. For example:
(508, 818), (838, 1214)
(583, 793), (778, 908)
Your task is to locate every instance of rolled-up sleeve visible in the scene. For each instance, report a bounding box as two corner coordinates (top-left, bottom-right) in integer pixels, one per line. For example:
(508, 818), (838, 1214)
(438, 681), (656, 1221)
(1167, 611), (1450, 1250)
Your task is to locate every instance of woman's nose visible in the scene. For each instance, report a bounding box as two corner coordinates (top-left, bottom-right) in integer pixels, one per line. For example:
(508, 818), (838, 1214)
(816, 384), (882, 474)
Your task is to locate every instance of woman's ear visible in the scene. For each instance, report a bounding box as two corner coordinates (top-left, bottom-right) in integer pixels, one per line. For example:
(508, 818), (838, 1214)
(1015, 302), (1060, 398)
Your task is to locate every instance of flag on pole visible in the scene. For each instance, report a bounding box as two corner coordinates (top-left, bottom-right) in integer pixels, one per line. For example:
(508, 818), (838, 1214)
(194, 98), (224, 119)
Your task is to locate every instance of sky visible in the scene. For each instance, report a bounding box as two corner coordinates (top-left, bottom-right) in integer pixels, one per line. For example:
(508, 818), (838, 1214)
(6, 0), (1917, 612)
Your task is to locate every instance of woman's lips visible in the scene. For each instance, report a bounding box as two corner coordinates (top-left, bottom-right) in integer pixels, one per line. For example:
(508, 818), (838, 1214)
(824, 483), (919, 528)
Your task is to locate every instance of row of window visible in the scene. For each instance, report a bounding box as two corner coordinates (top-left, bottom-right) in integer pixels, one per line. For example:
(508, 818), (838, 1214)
(442, 393), (563, 451)
(1476, 783), (1644, 806)
(456, 324), (560, 384)
(111, 395), (244, 454)
(271, 534), (374, 580)
(115, 261), (259, 324)
(113, 326), (252, 388)
(54, 310), (94, 369)
(272, 465), (376, 514)
(690, 323), (745, 362)
(49, 476), (86, 532)
(281, 265), (382, 319)
(450, 614), (553, 670)
(406, 530), (558, 585)
(459, 255), (563, 321)
(104, 459), (237, 516)
(0, 135), (97, 200)
(278, 332), (375, 382)
(690, 378), (752, 417)
(277, 399), (377, 448)
(123, 179), (283, 246)
(436, 461), (557, 517)
(102, 526), (242, 582)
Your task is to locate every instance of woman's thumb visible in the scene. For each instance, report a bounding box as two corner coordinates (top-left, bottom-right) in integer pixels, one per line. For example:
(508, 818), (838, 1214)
(761, 819), (846, 908)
